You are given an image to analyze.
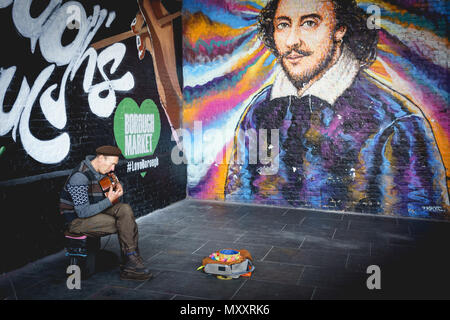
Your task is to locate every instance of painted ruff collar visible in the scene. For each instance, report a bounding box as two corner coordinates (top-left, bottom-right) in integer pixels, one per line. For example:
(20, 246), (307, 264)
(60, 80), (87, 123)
(270, 45), (360, 105)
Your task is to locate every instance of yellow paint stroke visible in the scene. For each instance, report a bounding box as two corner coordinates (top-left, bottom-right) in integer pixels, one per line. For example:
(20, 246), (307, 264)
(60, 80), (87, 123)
(367, 58), (392, 84)
(381, 133), (398, 216)
(365, 59), (392, 88)
(377, 43), (399, 57)
(183, 49), (275, 122)
(257, 175), (285, 197)
(209, 140), (236, 199)
(253, 0), (268, 7)
(184, 12), (251, 45)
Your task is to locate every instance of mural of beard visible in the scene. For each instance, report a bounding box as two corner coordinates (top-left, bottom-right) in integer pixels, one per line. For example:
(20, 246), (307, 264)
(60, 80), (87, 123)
(182, 0), (449, 219)
(279, 42), (335, 90)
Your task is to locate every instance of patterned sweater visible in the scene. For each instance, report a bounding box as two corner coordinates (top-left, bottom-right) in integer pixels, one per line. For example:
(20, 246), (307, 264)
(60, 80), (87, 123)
(60, 156), (112, 223)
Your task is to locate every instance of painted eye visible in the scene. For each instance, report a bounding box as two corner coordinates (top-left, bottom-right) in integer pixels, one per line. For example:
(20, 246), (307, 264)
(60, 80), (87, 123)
(302, 20), (317, 28)
(276, 22), (289, 30)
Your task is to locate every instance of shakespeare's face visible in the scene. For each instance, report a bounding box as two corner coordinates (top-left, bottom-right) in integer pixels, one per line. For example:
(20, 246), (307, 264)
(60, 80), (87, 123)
(273, 0), (346, 88)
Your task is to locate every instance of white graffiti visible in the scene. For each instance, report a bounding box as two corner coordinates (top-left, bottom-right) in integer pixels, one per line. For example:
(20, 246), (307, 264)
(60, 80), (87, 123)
(0, 0), (13, 9)
(0, 0), (135, 164)
(66, 4), (82, 30)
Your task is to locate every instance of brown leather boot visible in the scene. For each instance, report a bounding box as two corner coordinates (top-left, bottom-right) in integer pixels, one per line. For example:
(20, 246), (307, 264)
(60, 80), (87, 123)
(120, 253), (152, 281)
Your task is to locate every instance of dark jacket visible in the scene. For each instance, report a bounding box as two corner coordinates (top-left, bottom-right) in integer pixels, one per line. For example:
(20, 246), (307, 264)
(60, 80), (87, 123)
(225, 71), (449, 217)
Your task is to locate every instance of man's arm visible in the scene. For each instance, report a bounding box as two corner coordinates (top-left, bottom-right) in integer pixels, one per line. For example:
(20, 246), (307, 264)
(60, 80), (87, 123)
(66, 172), (112, 218)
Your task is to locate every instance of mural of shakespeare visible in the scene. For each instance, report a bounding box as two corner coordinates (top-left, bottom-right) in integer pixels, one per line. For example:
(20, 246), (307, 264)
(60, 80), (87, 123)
(224, 0), (449, 217)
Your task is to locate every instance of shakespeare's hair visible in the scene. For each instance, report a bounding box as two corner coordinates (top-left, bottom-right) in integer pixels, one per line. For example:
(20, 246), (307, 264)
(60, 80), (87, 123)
(257, 0), (378, 68)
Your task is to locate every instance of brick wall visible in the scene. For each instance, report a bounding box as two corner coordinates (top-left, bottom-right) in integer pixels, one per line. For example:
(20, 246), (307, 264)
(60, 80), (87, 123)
(0, 0), (186, 273)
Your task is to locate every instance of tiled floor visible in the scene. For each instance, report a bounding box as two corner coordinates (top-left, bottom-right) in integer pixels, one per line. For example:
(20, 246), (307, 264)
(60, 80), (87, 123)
(1, 199), (450, 300)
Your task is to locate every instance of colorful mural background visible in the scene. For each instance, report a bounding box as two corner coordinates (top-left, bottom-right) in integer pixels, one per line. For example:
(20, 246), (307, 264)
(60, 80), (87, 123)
(182, 0), (449, 217)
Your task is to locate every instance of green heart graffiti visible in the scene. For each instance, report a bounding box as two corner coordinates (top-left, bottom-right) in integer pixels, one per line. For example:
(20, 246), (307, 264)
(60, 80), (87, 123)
(114, 98), (161, 177)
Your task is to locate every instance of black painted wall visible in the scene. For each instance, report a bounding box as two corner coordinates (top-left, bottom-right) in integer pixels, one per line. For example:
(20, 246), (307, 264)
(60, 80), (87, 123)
(0, 0), (186, 273)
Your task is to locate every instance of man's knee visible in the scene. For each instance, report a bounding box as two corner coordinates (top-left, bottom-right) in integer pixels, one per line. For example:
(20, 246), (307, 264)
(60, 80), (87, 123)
(117, 203), (134, 218)
(70, 215), (117, 236)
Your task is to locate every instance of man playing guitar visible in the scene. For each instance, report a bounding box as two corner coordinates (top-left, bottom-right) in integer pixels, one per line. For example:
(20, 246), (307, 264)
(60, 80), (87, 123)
(60, 145), (152, 281)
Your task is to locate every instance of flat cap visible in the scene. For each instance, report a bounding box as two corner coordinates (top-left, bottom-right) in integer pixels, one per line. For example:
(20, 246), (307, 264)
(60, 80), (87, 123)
(96, 145), (122, 157)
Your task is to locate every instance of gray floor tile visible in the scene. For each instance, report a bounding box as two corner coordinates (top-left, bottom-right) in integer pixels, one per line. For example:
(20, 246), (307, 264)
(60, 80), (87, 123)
(147, 252), (203, 274)
(232, 279), (314, 300)
(249, 261), (304, 284)
(224, 219), (287, 233)
(138, 223), (186, 236)
(282, 223), (336, 238)
(333, 228), (414, 244)
(5, 277), (107, 300)
(4, 199), (449, 300)
(137, 211), (185, 225)
(140, 270), (246, 300)
(348, 219), (409, 233)
(173, 226), (245, 242)
(84, 268), (162, 289)
(173, 216), (232, 228)
(301, 217), (350, 230)
(285, 208), (345, 220)
(138, 235), (208, 257)
(236, 232), (304, 249)
(0, 274), (46, 300)
(87, 285), (174, 300)
(264, 247), (348, 268)
(370, 243), (416, 257)
(299, 266), (367, 290)
(345, 254), (390, 273)
(301, 235), (370, 256)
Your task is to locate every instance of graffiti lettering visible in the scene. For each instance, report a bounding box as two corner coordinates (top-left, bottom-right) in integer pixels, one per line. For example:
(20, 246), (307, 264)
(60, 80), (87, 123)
(126, 157), (159, 173)
(124, 113), (155, 156)
(12, 0), (63, 54)
(0, 0), (134, 164)
(421, 206), (445, 213)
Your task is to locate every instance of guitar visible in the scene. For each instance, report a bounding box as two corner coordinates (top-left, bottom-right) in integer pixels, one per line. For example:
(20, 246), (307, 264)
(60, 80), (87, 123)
(99, 172), (121, 204)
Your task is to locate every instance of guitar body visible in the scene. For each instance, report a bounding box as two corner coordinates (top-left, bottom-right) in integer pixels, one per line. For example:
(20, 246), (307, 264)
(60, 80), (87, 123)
(99, 173), (120, 204)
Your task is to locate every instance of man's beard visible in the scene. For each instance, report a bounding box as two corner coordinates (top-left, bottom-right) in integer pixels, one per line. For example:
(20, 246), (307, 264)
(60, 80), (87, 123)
(279, 41), (337, 90)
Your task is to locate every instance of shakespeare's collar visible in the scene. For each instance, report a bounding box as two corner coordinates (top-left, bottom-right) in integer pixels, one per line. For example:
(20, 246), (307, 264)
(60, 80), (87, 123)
(270, 45), (360, 105)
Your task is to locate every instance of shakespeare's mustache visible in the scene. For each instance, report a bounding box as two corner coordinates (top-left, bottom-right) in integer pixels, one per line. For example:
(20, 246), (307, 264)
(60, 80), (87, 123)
(280, 47), (313, 58)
